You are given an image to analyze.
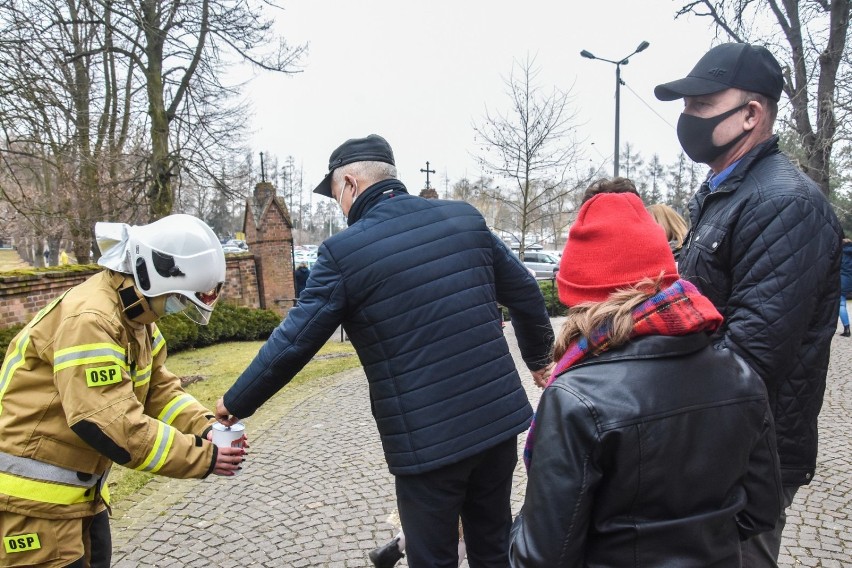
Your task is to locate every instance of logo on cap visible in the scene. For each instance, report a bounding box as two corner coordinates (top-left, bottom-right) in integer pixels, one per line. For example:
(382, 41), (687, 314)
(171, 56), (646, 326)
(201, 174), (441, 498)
(708, 68), (727, 78)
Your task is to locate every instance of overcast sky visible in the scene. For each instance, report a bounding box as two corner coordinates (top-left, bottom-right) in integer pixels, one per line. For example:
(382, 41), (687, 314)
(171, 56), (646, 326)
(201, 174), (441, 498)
(240, 1), (721, 197)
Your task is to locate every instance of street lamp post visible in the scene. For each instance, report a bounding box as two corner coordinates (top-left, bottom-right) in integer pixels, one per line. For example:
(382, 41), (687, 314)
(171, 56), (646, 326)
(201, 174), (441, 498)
(580, 41), (650, 177)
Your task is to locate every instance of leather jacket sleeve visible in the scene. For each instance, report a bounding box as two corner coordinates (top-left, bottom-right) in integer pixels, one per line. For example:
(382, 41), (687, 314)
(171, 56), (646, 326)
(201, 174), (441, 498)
(736, 403), (783, 539)
(509, 384), (599, 567)
(223, 245), (346, 419)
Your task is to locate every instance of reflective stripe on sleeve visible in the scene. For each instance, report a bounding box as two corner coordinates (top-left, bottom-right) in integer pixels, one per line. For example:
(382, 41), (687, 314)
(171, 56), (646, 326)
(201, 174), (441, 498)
(152, 327), (165, 358)
(133, 363), (152, 387)
(157, 394), (198, 425)
(53, 343), (127, 373)
(0, 471), (97, 505)
(0, 331), (31, 418)
(134, 421), (176, 473)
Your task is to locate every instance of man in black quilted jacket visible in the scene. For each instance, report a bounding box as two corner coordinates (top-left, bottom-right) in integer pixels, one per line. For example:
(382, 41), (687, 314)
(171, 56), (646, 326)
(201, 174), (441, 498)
(216, 134), (554, 567)
(655, 43), (842, 566)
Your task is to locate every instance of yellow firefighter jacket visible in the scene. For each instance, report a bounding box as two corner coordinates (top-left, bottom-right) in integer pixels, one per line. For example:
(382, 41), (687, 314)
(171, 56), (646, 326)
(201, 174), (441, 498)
(0, 270), (217, 520)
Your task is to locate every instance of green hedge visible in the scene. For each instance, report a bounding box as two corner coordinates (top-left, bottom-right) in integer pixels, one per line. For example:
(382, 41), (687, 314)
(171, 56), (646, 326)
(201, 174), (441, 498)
(0, 304), (282, 368)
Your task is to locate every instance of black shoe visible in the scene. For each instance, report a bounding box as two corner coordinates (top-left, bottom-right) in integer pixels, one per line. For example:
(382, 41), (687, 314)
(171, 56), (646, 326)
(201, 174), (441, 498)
(369, 537), (404, 568)
(842, 326), (851, 337)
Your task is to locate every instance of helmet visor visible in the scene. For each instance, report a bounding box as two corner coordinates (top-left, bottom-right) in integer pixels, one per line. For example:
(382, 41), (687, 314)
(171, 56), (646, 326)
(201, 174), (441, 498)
(195, 282), (223, 308)
(169, 284), (222, 325)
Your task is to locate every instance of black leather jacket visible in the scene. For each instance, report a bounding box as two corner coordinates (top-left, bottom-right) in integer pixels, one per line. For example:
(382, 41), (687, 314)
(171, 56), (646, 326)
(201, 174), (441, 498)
(510, 334), (782, 568)
(678, 136), (842, 486)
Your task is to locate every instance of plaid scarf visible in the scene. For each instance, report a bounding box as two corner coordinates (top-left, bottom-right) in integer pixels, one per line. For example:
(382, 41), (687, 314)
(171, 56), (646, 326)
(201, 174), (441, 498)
(523, 279), (722, 470)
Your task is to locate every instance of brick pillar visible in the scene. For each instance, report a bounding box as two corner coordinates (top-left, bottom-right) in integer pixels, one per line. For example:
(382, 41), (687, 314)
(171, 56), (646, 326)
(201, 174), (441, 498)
(243, 184), (296, 316)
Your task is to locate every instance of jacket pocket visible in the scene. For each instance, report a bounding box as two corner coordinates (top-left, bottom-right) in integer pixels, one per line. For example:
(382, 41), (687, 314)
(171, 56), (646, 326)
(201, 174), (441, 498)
(30, 436), (109, 476)
(690, 223), (727, 255)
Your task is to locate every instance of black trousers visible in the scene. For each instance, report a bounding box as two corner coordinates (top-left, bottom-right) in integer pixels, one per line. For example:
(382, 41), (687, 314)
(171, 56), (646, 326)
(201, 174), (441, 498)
(395, 436), (518, 568)
(64, 510), (111, 568)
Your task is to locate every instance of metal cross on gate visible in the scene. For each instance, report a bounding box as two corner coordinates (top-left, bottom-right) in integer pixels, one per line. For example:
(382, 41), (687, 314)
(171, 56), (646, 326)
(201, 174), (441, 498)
(420, 161), (436, 190)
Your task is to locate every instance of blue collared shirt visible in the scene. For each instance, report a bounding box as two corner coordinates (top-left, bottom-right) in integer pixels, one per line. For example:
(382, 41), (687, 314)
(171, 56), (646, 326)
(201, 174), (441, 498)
(708, 159), (742, 191)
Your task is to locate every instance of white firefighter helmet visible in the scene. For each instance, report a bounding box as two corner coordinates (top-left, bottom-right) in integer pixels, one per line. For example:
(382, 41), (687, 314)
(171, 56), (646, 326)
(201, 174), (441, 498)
(127, 214), (226, 325)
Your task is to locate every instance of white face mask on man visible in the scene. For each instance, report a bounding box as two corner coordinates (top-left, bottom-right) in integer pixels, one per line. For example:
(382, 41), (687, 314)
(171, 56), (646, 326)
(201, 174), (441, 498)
(336, 177), (359, 210)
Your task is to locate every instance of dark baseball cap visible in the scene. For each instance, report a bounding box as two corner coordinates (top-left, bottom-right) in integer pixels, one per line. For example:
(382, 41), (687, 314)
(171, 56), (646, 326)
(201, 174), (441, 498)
(654, 43), (783, 102)
(313, 134), (395, 197)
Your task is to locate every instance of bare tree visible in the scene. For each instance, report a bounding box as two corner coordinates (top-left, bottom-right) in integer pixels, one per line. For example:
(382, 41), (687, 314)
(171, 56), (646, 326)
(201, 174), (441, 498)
(677, 0), (851, 196)
(96, 0), (307, 219)
(473, 55), (584, 258)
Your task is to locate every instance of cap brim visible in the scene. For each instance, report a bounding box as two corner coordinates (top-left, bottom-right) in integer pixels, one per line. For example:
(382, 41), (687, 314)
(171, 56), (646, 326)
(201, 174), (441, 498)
(313, 172), (334, 198)
(654, 76), (729, 101)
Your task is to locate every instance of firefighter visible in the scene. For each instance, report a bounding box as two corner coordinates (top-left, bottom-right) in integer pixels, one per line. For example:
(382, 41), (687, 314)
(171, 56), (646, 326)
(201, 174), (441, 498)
(0, 214), (245, 568)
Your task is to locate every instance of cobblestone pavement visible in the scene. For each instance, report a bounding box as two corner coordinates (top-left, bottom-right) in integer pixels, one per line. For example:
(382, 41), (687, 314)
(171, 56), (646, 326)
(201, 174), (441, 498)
(111, 320), (852, 567)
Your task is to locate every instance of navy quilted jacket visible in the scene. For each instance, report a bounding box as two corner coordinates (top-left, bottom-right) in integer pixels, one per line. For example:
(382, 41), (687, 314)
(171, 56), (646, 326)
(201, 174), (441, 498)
(224, 180), (554, 475)
(679, 136), (842, 487)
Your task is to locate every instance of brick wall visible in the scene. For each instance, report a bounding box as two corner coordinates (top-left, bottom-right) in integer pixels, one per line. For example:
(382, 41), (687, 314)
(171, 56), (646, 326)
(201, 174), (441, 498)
(0, 255), (264, 328)
(1, 184), (295, 328)
(243, 184), (296, 316)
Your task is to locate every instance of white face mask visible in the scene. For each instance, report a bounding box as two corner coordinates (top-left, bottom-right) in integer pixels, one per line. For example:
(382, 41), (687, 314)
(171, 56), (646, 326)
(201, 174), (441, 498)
(164, 294), (187, 315)
(336, 178), (358, 210)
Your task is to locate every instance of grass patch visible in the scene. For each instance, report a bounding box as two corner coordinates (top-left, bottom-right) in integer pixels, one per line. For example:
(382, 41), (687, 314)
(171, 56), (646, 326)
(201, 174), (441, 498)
(107, 339), (359, 504)
(0, 249), (28, 272)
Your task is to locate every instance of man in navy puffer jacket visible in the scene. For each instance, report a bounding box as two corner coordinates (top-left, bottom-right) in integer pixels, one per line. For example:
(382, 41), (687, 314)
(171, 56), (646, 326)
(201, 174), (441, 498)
(217, 134), (554, 567)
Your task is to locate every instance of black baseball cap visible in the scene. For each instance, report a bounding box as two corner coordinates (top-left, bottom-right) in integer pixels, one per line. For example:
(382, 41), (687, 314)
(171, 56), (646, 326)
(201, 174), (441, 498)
(313, 134), (395, 197)
(654, 43), (783, 102)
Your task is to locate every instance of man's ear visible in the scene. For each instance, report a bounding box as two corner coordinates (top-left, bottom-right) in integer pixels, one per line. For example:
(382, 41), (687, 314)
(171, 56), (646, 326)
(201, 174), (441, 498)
(744, 100), (762, 131)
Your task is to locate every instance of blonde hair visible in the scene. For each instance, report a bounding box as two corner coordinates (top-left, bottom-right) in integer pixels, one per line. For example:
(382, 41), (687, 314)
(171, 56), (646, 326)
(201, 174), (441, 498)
(647, 204), (688, 250)
(553, 275), (667, 361)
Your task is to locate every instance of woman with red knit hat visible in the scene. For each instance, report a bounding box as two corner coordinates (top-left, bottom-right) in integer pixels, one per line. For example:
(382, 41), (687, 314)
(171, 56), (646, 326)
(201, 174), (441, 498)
(509, 189), (782, 567)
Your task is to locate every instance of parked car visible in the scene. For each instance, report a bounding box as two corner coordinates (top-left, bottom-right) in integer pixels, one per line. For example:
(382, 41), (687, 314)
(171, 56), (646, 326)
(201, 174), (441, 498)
(222, 244), (244, 254)
(520, 251), (559, 278)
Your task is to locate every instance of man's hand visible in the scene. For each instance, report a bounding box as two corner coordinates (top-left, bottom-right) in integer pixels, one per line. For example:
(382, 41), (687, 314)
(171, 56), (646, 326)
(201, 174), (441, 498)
(215, 397), (240, 426)
(530, 363), (555, 389)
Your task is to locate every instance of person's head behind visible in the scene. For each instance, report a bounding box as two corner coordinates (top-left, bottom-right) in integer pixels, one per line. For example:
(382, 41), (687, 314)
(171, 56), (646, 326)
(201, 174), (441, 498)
(313, 134), (398, 215)
(581, 177), (640, 204)
(654, 43), (782, 170)
(554, 193), (679, 359)
(647, 203), (689, 250)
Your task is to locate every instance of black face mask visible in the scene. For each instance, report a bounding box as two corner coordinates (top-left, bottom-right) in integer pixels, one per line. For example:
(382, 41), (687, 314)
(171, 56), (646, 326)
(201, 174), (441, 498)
(676, 102), (750, 164)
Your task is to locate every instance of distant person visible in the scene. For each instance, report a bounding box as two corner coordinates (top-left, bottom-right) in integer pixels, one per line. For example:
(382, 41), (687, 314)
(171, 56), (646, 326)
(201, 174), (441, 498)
(216, 134), (554, 567)
(294, 261), (310, 298)
(42, 248), (50, 266)
(59, 249), (70, 265)
(839, 238), (852, 337)
(509, 192), (782, 567)
(655, 42), (842, 565)
(647, 203), (689, 260)
(0, 215), (245, 568)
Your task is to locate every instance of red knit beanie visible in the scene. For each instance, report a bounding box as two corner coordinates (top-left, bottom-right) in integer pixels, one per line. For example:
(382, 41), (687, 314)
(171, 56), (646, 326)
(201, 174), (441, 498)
(557, 192), (679, 306)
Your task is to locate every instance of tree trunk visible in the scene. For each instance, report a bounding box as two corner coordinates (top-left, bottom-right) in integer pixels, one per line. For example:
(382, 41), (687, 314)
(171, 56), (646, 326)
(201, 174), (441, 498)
(142, 0), (173, 220)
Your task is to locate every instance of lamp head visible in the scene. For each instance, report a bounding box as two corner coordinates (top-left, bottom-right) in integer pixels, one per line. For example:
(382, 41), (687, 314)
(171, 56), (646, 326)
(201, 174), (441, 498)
(636, 41), (650, 53)
(580, 50), (596, 60)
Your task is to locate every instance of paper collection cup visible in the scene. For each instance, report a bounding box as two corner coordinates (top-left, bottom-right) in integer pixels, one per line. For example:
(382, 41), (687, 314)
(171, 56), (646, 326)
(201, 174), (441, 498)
(211, 422), (245, 475)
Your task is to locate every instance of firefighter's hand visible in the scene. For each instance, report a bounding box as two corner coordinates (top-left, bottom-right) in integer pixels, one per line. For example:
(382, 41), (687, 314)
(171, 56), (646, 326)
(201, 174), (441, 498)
(212, 445), (245, 476)
(215, 397), (240, 426)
